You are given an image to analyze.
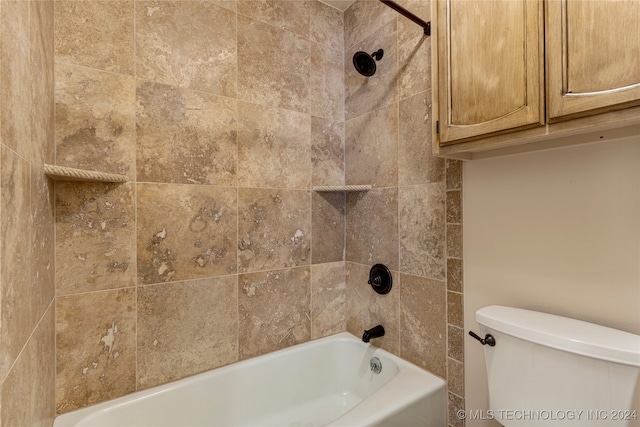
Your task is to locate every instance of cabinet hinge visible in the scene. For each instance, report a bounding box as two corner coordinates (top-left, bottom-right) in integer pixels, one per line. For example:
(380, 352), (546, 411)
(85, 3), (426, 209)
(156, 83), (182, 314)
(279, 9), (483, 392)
(436, 120), (440, 134)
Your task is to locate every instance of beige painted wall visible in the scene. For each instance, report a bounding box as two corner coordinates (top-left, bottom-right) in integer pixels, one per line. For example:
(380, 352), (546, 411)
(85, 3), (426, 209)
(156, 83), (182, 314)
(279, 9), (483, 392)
(463, 137), (640, 427)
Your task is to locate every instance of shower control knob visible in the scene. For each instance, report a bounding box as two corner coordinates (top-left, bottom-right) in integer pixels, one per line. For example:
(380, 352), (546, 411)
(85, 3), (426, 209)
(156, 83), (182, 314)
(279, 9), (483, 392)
(368, 264), (392, 294)
(469, 331), (496, 346)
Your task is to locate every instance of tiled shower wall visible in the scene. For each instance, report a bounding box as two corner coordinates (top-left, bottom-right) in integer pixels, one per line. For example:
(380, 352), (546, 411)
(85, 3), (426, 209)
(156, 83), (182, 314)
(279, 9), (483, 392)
(0, 0), (464, 424)
(341, 1), (465, 426)
(0, 0), (56, 426)
(53, 0), (347, 414)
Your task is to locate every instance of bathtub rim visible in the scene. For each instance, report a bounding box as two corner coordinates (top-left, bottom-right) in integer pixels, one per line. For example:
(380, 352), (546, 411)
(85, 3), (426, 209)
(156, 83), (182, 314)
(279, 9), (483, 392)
(54, 331), (447, 427)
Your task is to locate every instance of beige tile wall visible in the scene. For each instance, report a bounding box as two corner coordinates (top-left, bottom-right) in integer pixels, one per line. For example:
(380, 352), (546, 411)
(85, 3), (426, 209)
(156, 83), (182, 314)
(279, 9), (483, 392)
(0, 0), (56, 425)
(47, 0), (463, 423)
(342, 1), (464, 426)
(53, 0), (347, 414)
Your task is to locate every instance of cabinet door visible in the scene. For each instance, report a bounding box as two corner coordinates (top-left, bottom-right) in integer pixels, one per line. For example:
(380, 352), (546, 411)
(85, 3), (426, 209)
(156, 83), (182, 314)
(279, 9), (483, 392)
(434, 0), (544, 145)
(546, 0), (640, 120)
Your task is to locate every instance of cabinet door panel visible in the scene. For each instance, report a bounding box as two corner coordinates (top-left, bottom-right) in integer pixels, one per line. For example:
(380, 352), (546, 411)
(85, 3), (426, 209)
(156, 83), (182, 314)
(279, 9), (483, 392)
(436, 0), (544, 144)
(547, 0), (640, 120)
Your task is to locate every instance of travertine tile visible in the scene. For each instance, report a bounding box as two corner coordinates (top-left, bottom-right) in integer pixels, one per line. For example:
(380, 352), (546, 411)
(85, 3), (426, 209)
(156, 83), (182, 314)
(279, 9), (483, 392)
(136, 1), (236, 97)
(1, 305), (56, 427)
(311, 262), (346, 338)
(311, 117), (344, 187)
(447, 291), (463, 327)
(238, 267), (311, 359)
(31, 306), (57, 427)
(212, 0), (238, 12)
(237, 102), (311, 189)
(345, 104), (398, 188)
(398, 36), (431, 100)
(346, 188), (399, 270)
(40, 0), (462, 418)
(345, 22), (397, 120)
(30, 0), (55, 167)
(400, 273), (446, 377)
(398, 90), (443, 185)
(447, 224), (463, 259)
(136, 80), (237, 186)
(399, 183), (445, 280)
(310, 0), (344, 52)
(31, 169), (55, 322)
(55, 182), (136, 295)
(238, 188), (311, 273)
(448, 357), (464, 398)
(396, 0), (431, 44)
(55, 1), (134, 75)
(2, 0), (55, 167)
(1, 4), (55, 422)
(345, 262), (399, 353)
(449, 392), (466, 427)
(447, 190), (462, 224)
(237, 15), (310, 113)
(55, 63), (136, 178)
(312, 191), (345, 264)
(137, 276), (238, 389)
(448, 324), (463, 362)
(137, 183), (237, 284)
(56, 289), (136, 414)
(344, 0), (395, 49)
(1, 332), (32, 426)
(238, 0), (311, 39)
(1, 147), (33, 381)
(311, 43), (344, 122)
(1, 1), (32, 159)
(446, 159), (462, 190)
(447, 258), (463, 292)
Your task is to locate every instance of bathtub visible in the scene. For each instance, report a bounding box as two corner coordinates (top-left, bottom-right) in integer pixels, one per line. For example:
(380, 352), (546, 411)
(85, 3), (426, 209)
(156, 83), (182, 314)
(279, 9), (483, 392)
(54, 332), (446, 427)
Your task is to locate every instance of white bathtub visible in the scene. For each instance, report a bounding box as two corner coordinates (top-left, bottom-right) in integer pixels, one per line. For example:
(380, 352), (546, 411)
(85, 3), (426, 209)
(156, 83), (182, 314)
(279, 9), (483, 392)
(54, 332), (446, 427)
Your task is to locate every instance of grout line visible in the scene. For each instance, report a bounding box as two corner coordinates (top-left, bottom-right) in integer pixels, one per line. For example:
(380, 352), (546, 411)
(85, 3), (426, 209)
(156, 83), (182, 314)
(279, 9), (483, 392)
(309, 163), (314, 337)
(235, 273), (240, 363)
(135, 181), (318, 193)
(234, 0), (242, 355)
(52, 0), (58, 414)
(56, 284), (138, 299)
(448, 389), (465, 399)
(133, 0), (139, 382)
(0, 298), (55, 388)
(235, 2), (240, 359)
(395, 11), (402, 358)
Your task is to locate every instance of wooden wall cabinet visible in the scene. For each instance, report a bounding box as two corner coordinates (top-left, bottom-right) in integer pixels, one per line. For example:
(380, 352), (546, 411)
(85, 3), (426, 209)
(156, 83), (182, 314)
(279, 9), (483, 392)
(433, 0), (640, 159)
(546, 0), (640, 120)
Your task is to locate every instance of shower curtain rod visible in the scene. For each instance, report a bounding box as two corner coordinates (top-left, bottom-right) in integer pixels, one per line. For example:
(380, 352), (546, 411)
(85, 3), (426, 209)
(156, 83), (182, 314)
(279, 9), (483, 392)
(379, 0), (431, 36)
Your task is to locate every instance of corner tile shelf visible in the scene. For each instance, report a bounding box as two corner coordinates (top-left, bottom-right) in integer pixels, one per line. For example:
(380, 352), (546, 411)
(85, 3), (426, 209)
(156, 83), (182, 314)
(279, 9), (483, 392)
(44, 164), (128, 183)
(312, 185), (372, 192)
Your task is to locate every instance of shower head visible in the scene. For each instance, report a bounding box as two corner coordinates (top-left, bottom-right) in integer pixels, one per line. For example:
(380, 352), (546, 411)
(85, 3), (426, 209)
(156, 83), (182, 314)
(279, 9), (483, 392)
(353, 49), (384, 77)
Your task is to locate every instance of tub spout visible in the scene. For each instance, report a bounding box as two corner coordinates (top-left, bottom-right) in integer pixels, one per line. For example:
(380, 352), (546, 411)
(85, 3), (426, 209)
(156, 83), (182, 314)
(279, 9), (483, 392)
(362, 325), (385, 343)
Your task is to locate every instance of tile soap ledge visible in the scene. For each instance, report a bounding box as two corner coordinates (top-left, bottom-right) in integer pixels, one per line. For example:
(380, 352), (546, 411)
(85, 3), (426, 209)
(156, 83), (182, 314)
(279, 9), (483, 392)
(44, 164), (128, 183)
(312, 185), (372, 192)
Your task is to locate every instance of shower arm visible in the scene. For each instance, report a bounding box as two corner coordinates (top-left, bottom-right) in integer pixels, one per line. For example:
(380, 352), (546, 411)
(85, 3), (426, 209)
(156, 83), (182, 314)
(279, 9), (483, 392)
(379, 0), (431, 36)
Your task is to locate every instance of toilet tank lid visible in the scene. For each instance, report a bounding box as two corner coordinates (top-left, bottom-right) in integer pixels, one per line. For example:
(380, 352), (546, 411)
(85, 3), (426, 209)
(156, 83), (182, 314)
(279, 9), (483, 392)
(476, 306), (640, 367)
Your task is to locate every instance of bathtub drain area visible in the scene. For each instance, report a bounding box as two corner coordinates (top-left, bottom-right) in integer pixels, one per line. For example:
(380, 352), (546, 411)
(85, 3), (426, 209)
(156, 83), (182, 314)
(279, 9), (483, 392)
(369, 357), (382, 374)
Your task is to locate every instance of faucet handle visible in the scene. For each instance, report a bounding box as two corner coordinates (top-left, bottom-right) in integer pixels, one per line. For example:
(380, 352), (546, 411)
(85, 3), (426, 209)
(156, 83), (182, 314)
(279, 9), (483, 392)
(368, 264), (392, 294)
(368, 276), (382, 286)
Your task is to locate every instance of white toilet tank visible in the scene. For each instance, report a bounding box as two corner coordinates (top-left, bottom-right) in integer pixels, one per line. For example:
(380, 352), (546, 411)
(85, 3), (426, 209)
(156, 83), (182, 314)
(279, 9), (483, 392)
(476, 305), (640, 427)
